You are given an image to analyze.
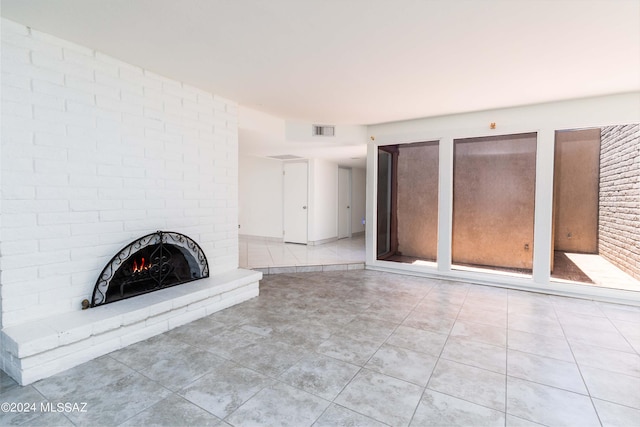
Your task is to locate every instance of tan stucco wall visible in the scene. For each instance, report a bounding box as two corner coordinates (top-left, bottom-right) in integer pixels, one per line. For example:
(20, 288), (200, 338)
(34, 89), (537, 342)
(553, 129), (601, 253)
(452, 133), (537, 270)
(396, 142), (439, 260)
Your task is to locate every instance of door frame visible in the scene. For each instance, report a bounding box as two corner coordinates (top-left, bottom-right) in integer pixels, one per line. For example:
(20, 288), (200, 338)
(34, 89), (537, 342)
(283, 160), (309, 244)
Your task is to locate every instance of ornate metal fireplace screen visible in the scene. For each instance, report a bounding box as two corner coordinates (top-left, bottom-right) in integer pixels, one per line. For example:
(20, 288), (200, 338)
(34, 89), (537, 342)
(91, 231), (209, 307)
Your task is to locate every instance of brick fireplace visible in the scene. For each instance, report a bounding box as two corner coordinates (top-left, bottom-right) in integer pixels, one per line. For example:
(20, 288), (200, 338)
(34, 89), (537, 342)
(90, 230), (211, 307)
(0, 18), (260, 385)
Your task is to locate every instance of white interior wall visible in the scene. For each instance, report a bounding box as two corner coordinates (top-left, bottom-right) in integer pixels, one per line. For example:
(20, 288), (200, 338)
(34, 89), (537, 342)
(369, 93), (640, 143)
(238, 155), (283, 239)
(351, 167), (366, 235)
(238, 156), (364, 244)
(0, 81), (3, 329)
(308, 158), (338, 243)
(238, 109), (366, 243)
(239, 106), (286, 136)
(366, 92), (640, 304)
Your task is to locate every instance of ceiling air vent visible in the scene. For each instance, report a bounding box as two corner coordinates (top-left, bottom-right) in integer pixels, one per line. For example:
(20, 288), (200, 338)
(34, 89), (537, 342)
(312, 125), (335, 137)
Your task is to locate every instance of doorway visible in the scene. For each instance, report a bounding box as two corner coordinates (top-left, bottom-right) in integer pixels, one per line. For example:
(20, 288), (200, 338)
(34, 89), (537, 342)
(283, 161), (308, 244)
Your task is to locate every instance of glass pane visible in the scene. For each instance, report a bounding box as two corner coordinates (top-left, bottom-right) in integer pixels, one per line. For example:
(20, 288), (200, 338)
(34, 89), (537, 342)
(551, 126), (640, 292)
(452, 133), (537, 276)
(394, 141), (439, 263)
(377, 149), (392, 257)
(376, 142), (439, 265)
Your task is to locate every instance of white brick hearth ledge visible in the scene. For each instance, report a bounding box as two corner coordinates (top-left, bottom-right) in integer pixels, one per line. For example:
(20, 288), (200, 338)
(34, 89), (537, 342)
(0, 269), (261, 385)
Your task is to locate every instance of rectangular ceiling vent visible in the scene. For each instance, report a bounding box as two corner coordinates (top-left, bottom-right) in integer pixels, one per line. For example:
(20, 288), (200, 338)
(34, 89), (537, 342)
(312, 125), (335, 137)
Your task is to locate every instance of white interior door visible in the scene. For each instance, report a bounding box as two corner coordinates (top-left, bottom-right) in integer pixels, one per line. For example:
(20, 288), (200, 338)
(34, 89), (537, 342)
(338, 167), (352, 239)
(284, 162), (308, 244)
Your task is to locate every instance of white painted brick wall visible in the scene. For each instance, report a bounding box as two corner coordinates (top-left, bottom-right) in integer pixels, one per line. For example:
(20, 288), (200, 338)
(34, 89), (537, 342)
(0, 18), (239, 328)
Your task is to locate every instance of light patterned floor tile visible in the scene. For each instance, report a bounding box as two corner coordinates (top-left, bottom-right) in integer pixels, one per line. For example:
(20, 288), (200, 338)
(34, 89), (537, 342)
(225, 382), (330, 427)
(335, 369), (423, 427)
(365, 343), (438, 386)
(507, 350), (587, 394)
(506, 376), (600, 427)
(411, 389), (505, 427)
(427, 359), (506, 411)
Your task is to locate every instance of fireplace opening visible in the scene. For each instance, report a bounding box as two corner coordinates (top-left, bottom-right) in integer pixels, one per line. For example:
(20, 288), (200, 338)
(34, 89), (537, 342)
(91, 231), (209, 307)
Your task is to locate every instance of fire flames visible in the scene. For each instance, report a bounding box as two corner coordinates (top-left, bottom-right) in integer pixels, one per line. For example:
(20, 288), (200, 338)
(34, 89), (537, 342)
(132, 257), (152, 274)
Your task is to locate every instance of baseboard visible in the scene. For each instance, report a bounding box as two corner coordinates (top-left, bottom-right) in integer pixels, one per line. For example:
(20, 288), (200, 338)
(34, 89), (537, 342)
(307, 236), (338, 246)
(239, 234), (284, 243)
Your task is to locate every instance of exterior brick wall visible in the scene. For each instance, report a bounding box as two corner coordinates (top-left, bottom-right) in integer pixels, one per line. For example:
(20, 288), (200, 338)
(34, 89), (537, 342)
(0, 18), (239, 327)
(599, 124), (640, 280)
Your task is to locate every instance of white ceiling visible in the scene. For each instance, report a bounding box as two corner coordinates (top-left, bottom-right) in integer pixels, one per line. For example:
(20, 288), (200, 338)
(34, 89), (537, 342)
(2, 0), (639, 166)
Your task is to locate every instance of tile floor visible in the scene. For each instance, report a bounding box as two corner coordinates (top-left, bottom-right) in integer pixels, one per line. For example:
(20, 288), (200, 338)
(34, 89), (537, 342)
(239, 236), (365, 273)
(2, 270), (640, 427)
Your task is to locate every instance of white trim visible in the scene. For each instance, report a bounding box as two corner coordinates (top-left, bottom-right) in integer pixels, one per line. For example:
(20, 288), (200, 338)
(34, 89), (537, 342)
(366, 261), (640, 306)
(239, 234), (284, 243)
(437, 137), (453, 272)
(365, 142), (377, 265)
(532, 129), (555, 284)
(308, 236), (338, 246)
